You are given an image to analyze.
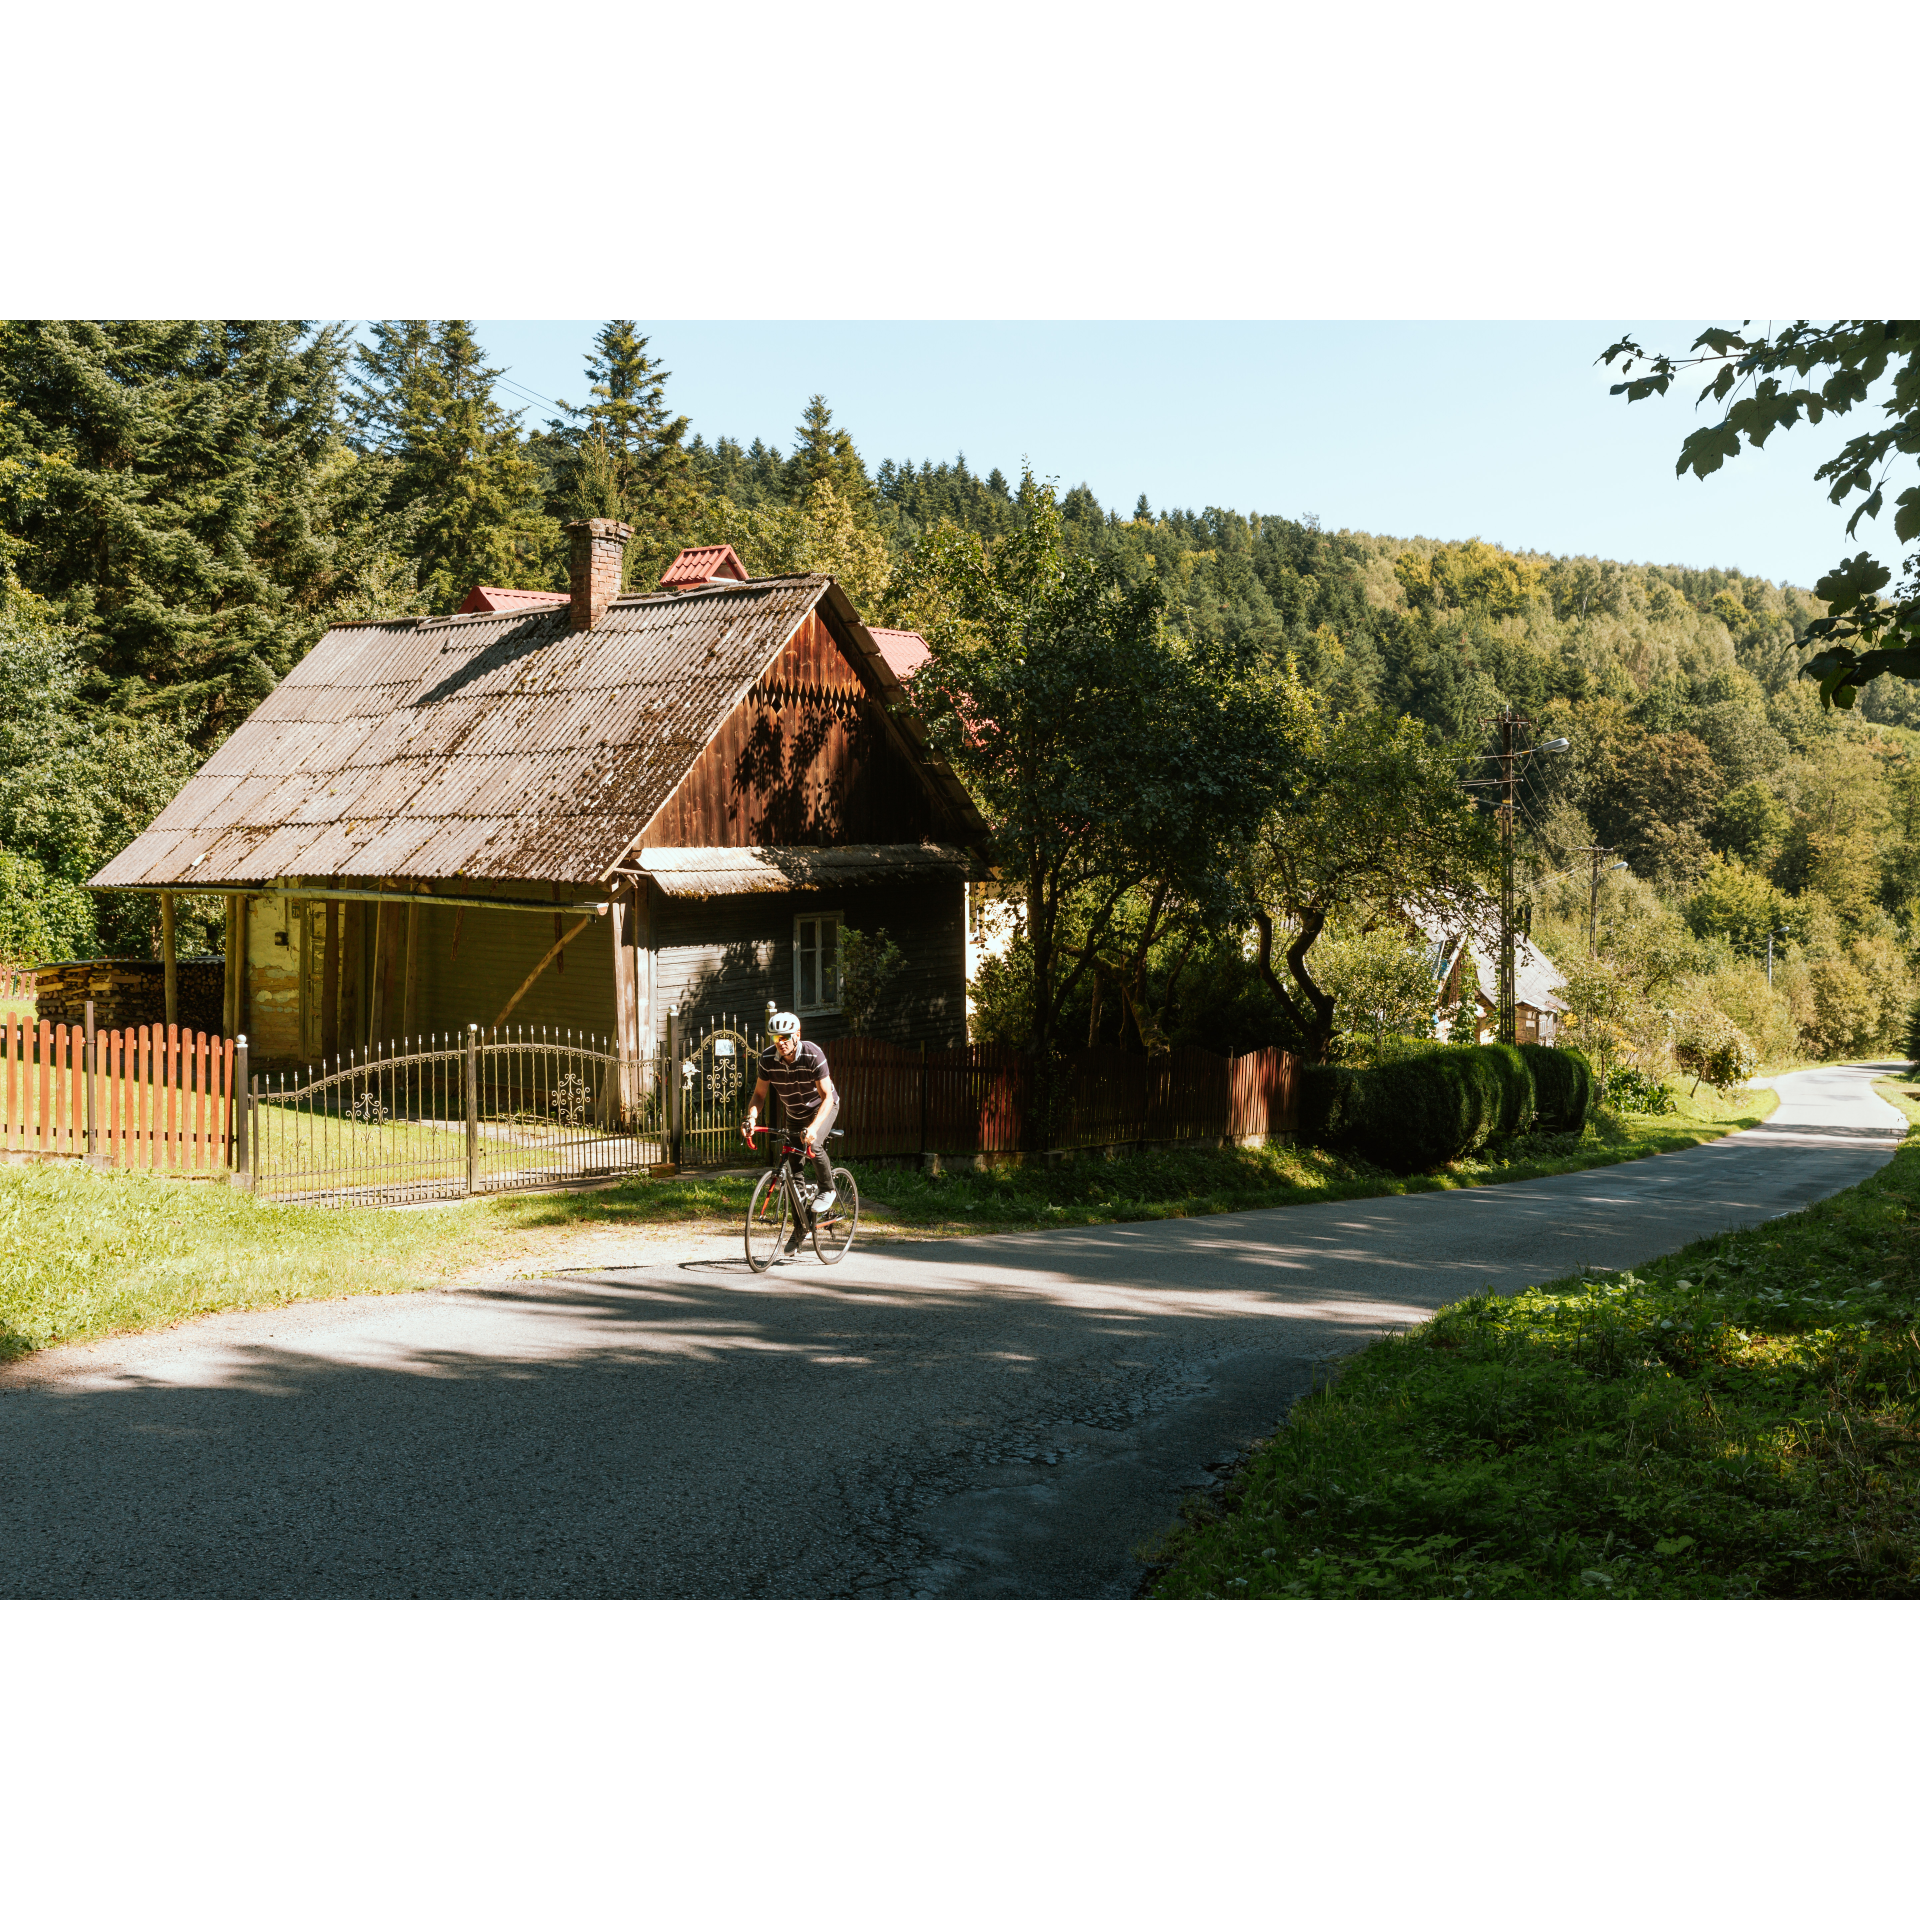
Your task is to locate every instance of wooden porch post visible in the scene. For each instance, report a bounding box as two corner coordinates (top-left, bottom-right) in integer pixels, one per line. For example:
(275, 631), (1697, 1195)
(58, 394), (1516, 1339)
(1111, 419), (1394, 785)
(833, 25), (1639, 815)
(631, 879), (653, 1060)
(234, 895), (250, 1040)
(367, 896), (387, 1046)
(402, 900), (420, 1042)
(321, 901), (340, 1061)
(339, 902), (365, 1053)
(160, 892), (177, 1029)
(609, 885), (636, 1120)
(222, 897), (240, 1038)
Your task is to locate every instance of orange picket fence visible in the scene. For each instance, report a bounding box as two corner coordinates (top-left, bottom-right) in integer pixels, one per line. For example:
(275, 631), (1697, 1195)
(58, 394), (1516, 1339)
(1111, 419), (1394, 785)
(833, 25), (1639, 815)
(2, 967), (34, 1002)
(0, 1016), (236, 1173)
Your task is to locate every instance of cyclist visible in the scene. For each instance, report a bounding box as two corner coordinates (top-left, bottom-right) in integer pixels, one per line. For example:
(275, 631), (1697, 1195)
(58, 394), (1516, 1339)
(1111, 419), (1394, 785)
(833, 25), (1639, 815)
(742, 1012), (841, 1228)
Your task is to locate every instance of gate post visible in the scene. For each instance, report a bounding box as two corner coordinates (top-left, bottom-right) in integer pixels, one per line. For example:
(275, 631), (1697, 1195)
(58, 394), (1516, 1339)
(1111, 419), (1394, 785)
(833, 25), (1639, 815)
(231, 1035), (250, 1186)
(666, 1006), (684, 1166)
(465, 1024), (479, 1194)
(84, 1000), (96, 1162)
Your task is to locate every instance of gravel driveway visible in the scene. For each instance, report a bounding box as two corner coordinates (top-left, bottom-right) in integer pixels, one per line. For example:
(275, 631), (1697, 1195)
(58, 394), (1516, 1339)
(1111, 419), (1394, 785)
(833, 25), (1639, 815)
(1, 1063), (1905, 1599)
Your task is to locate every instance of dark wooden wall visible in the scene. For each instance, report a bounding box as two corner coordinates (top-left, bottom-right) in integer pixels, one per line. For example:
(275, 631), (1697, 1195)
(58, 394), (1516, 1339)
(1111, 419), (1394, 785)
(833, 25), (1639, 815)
(640, 611), (954, 849)
(650, 878), (966, 1052)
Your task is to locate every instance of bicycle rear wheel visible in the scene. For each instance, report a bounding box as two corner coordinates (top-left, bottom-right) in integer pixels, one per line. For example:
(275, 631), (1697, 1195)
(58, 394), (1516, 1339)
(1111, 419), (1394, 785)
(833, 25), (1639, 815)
(812, 1166), (860, 1264)
(745, 1167), (790, 1272)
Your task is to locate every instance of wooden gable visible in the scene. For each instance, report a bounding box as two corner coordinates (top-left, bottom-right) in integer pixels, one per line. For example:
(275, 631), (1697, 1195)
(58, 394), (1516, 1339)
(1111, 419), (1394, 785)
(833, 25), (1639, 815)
(638, 609), (959, 850)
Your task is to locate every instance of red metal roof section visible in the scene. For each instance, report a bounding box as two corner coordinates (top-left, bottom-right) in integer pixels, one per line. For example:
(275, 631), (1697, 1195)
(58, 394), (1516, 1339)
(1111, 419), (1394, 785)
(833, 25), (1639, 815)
(866, 627), (929, 680)
(659, 545), (749, 590)
(455, 585), (571, 615)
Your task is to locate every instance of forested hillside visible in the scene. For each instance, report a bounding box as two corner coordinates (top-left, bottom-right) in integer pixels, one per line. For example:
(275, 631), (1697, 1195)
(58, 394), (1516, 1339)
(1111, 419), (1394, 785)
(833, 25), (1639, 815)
(3, 318), (1913, 1073)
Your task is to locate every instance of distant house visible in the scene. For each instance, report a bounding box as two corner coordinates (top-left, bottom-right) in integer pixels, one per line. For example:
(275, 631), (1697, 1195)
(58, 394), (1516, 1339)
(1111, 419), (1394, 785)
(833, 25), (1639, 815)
(1420, 914), (1567, 1045)
(90, 525), (989, 1072)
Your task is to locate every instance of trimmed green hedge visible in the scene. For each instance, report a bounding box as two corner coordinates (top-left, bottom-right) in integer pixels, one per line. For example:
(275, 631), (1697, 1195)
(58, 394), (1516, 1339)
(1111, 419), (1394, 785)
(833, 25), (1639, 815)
(1521, 1043), (1594, 1134)
(1301, 1043), (1591, 1173)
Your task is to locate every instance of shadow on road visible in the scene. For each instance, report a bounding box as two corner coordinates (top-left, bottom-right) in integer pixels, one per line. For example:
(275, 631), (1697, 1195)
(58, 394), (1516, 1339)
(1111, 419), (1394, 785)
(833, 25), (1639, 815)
(0, 1116), (1901, 1600)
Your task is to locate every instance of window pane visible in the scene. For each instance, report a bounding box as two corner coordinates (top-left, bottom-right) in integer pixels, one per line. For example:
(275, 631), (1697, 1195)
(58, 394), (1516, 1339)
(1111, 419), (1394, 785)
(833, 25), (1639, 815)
(799, 919), (816, 1007)
(822, 920), (838, 1004)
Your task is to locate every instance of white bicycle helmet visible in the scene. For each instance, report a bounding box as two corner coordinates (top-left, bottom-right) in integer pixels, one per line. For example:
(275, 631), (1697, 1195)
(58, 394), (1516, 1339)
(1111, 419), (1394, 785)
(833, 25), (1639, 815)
(768, 1011), (801, 1037)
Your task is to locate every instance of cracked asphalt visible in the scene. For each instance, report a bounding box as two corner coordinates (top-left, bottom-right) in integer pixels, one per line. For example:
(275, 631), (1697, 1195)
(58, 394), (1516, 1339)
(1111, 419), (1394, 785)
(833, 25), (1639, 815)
(1, 1064), (1905, 1599)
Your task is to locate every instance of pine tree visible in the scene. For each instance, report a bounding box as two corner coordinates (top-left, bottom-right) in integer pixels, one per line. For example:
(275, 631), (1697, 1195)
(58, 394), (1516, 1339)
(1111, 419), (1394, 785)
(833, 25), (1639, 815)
(551, 322), (699, 585)
(0, 319), (413, 734)
(352, 321), (556, 612)
(789, 395), (874, 511)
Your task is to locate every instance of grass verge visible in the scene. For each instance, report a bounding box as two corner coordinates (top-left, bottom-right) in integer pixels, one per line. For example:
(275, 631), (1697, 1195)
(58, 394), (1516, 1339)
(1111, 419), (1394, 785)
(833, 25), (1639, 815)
(1144, 1078), (1920, 1600)
(846, 1083), (1774, 1235)
(0, 1081), (1776, 1363)
(0, 1165), (762, 1362)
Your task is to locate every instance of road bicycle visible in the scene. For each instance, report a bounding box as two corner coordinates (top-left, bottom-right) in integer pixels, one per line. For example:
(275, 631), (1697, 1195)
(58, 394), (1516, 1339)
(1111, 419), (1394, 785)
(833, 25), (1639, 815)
(744, 1126), (859, 1271)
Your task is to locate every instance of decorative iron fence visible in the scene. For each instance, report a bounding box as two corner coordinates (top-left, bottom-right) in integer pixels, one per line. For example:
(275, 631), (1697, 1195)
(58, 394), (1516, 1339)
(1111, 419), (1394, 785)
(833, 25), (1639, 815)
(673, 1012), (767, 1168)
(239, 1014), (1301, 1208)
(249, 1024), (667, 1207)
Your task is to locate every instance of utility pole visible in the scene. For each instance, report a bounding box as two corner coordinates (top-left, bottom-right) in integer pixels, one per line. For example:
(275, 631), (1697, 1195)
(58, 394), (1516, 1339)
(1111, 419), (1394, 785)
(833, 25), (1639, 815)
(1498, 710), (1517, 1045)
(1576, 845), (1616, 958)
(1469, 712), (1568, 1050)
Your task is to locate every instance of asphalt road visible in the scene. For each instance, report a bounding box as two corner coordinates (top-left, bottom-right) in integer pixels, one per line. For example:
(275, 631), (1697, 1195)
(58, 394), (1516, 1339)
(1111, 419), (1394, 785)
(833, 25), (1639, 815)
(1, 1064), (1906, 1600)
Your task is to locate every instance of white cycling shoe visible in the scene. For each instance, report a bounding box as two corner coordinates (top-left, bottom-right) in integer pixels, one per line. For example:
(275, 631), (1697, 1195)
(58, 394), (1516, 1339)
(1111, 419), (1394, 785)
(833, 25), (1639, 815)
(811, 1190), (836, 1215)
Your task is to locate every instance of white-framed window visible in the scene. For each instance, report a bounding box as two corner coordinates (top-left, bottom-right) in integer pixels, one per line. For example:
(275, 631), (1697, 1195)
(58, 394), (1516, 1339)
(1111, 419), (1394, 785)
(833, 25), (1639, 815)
(793, 912), (842, 1014)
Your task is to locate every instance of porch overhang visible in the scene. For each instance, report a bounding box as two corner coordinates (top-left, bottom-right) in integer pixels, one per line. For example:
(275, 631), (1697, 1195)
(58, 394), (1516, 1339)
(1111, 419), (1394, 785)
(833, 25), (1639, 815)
(632, 843), (981, 899)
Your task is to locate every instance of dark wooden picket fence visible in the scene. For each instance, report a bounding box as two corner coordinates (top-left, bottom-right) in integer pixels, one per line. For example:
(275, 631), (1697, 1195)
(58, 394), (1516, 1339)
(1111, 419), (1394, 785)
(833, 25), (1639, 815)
(826, 1037), (1297, 1160)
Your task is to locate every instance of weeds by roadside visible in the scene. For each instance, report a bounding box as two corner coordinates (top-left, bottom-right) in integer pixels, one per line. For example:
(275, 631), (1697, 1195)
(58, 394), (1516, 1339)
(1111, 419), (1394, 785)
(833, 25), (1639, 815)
(1144, 1079), (1920, 1600)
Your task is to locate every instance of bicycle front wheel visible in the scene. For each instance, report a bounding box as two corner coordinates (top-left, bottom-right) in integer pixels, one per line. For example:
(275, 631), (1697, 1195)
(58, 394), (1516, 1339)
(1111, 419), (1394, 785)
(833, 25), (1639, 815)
(745, 1167), (790, 1272)
(812, 1166), (860, 1264)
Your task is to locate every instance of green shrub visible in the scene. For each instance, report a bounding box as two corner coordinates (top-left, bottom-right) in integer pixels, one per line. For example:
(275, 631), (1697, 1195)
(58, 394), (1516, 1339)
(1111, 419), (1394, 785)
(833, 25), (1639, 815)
(1903, 995), (1920, 1075)
(1604, 1064), (1676, 1114)
(1520, 1043), (1594, 1133)
(1672, 1008), (1759, 1092)
(1301, 1043), (1534, 1173)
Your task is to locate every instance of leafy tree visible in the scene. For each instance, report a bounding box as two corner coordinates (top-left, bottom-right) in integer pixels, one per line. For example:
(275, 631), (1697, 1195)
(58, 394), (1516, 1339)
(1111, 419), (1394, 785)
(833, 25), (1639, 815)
(1672, 1007), (1757, 1093)
(907, 473), (1288, 1141)
(1243, 697), (1496, 1063)
(1313, 925), (1441, 1064)
(1602, 323), (1920, 706)
(1683, 856), (1789, 956)
(1712, 778), (1790, 863)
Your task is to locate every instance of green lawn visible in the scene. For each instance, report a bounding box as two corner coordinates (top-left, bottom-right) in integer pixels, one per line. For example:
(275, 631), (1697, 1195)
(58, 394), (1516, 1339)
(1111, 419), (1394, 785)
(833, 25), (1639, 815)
(1145, 1078), (1920, 1600)
(0, 1081), (1777, 1363)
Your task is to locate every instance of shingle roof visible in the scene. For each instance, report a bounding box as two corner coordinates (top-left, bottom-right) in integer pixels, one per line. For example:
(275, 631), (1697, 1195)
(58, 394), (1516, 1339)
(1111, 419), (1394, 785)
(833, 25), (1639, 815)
(92, 577), (960, 892)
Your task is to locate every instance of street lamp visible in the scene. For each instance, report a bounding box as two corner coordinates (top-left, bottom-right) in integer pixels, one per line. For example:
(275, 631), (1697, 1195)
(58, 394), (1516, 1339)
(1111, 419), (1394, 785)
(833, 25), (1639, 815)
(1581, 853), (1628, 956)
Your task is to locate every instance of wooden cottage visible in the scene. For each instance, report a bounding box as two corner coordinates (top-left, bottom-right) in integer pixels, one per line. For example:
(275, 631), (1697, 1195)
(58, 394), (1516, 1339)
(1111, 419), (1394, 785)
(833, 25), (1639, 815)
(90, 522), (988, 1073)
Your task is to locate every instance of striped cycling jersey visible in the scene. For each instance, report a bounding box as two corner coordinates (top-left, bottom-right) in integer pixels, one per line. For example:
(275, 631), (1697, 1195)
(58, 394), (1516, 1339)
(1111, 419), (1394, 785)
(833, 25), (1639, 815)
(758, 1040), (831, 1124)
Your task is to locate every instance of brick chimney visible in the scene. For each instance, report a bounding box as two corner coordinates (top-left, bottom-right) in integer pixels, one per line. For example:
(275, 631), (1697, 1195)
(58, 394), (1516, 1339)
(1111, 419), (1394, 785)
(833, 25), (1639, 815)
(567, 519), (632, 631)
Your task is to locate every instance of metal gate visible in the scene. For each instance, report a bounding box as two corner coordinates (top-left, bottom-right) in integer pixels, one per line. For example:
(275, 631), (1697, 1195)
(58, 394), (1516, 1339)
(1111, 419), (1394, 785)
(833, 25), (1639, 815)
(672, 1014), (766, 1168)
(248, 1024), (666, 1207)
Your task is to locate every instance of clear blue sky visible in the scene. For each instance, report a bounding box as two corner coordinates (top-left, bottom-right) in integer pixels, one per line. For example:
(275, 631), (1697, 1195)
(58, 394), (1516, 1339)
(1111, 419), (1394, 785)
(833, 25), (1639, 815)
(462, 322), (1900, 592)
